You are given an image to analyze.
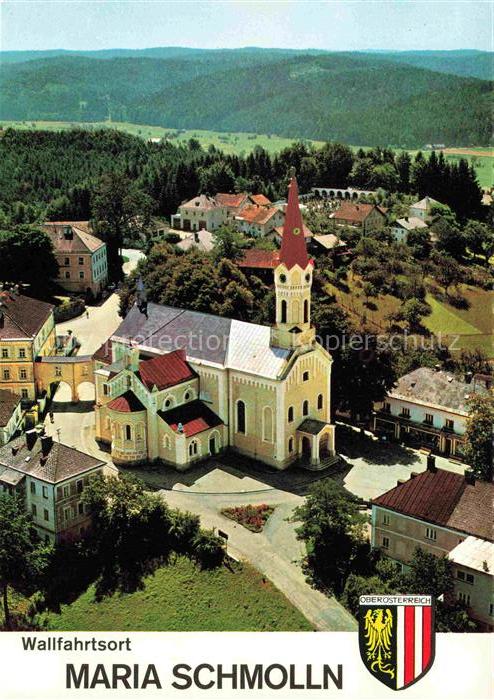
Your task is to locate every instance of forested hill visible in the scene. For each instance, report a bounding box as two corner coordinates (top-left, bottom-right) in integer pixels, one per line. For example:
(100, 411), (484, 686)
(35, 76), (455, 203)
(1, 50), (491, 147)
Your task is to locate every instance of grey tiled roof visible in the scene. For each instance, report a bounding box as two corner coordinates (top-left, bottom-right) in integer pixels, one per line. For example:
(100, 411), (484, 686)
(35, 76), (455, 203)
(297, 418), (329, 435)
(389, 368), (490, 414)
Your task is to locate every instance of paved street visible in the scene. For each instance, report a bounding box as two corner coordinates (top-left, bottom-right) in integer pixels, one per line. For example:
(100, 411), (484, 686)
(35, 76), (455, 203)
(56, 292), (121, 355)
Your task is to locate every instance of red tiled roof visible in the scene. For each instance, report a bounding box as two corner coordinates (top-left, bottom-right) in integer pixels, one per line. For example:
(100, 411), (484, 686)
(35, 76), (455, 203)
(237, 205), (281, 225)
(93, 339), (113, 365)
(137, 349), (195, 391)
(107, 391), (145, 413)
(331, 202), (385, 223)
(215, 192), (248, 208)
(159, 399), (223, 437)
(250, 194), (271, 206)
(0, 291), (53, 341)
(373, 468), (494, 541)
(238, 249), (279, 269)
(279, 177), (310, 270)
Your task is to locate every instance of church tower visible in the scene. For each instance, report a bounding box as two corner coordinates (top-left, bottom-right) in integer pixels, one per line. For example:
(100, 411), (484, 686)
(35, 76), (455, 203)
(271, 176), (316, 349)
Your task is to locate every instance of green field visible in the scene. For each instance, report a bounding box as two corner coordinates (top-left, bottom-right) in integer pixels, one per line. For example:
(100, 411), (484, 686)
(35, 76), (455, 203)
(1, 119), (491, 186)
(43, 557), (313, 632)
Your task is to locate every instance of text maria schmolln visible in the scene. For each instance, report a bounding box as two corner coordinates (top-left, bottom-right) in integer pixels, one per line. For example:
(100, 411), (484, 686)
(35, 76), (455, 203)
(22, 634), (342, 691)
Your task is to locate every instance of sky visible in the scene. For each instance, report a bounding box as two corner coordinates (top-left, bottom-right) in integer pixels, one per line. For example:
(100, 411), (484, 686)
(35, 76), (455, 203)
(1, 1), (492, 53)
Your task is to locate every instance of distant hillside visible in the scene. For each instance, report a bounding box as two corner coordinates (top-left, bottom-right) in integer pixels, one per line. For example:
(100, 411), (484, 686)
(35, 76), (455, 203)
(0, 50), (491, 147)
(370, 50), (493, 81)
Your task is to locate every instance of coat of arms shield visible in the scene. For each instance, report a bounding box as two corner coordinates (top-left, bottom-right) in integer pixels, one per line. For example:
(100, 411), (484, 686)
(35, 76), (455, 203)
(359, 595), (435, 690)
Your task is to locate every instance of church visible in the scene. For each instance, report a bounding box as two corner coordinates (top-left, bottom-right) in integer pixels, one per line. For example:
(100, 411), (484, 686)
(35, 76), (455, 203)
(93, 178), (336, 471)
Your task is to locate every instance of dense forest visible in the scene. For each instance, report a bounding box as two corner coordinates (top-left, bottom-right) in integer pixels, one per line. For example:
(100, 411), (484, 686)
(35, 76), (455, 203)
(0, 49), (491, 147)
(0, 129), (484, 226)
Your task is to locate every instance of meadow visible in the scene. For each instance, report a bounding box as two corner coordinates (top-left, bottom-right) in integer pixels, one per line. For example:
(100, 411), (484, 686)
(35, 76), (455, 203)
(1, 120), (491, 187)
(42, 556), (313, 632)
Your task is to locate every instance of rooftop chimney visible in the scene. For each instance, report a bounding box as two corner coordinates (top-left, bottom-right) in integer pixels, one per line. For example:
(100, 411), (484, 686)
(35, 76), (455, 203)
(25, 429), (38, 451)
(464, 468), (476, 485)
(63, 225), (73, 240)
(427, 454), (437, 472)
(464, 371), (473, 384)
(40, 435), (53, 457)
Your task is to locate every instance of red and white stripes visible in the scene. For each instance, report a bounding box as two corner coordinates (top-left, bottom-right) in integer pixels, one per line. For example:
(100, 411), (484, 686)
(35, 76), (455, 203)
(396, 605), (433, 689)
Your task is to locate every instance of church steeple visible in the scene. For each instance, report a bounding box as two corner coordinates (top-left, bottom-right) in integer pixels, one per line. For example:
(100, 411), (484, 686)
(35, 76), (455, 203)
(271, 176), (315, 350)
(279, 177), (309, 270)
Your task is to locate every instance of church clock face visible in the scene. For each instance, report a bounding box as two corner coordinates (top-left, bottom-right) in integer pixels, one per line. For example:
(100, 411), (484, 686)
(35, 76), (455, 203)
(293, 227), (301, 236)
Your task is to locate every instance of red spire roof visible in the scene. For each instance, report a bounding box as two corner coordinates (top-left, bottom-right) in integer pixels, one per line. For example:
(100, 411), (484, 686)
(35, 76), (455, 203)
(279, 177), (310, 270)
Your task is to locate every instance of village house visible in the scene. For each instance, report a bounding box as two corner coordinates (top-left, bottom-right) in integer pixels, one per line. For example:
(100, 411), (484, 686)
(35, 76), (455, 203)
(0, 431), (110, 543)
(43, 221), (108, 297)
(94, 178), (336, 471)
(171, 192), (272, 233)
(330, 202), (386, 234)
(176, 229), (214, 253)
(0, 390), (23, 446)
(0, 290), (56, 403)
(237, 249), (280, 283)
(390, 216), (428, 244)
(371, 466), (494, 631)
(235, 204), (285, 238)
(373, 367), (490, 460)
(409, 196), (442, 223)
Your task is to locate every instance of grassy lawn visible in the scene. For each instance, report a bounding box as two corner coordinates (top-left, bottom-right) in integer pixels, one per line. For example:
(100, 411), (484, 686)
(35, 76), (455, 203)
(1, 120), (491, 185)
(424, 294), (481, 336)
(43, 556), (313, 631)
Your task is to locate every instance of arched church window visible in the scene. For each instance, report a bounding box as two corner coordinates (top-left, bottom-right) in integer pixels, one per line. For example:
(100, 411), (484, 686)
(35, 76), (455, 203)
(288, 406), (294, 423)
(279, 273), (287, 284)
(302, 400), (309, 417)
(237, 400), (246, 434)
(288, 437), (294, 453)
(125, 425), (132, 441)
(304, 299), (309, 324)
(281, 300), (287, 323)
(263, 407), (273, 442)
(317, 394), (324, 410)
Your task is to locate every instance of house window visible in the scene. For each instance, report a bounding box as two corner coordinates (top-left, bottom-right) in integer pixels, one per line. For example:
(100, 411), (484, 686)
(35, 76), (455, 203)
(189, 440), (199, 457)
(2, 369), (10, 380)
(288, 406), (294, 423)
(64, 508), (70, 522)
(78, 257), (84, 265)
(125, 425), (132, 441)
(78, 502), (84, 515)
(64, 257), (70, 266)
(400, 407), (410, 418)
(18, 348), (26, 358)
(466, 573), (475, 585)
(237, 400), (246, 434)
(383, 513), (390, 526)
(55, 367), (62, 377)
(489, 603), (494, 617)
(382, 536), (390, 549)
(445, 419), (454, 431)
(30, 482), (36, 495)
(19, 369), (27, 380)
(76, 479), (83, 493)
(424, 413), (433, 425)
(303, 371), (309, 382)
(1, 348), (8, 358)
(31, 504), (37, 517)
(43, 509), (49, 522)
(65, 271), (70, 279)
(63, 485), (69, 498)
(458, 591), (471, 606)
(21, 389), (29, 399)
(425, 527), (437, 541)
(317, 394), (323, 410)
(184, 391), (191, 401)
(302, 400), (309, 416)
(79, 271), (85, 279)
(42, 485), (48, 499)
(103, 384), (109, 396)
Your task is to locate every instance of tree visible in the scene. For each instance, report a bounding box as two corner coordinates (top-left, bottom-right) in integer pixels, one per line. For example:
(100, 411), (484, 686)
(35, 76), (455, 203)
(398, 297), (430, 332)
(91, 173), (155, 281)
(211, 225), (246, 262)
(0, 226), (59, 289)
(198, 161), (235, 194)
(464, 394), (494, 482)
(0, 493), (49, 629)
(407, 228), (431, 260)
(294, 479), (368, 594)
(431, 252), (462, 296)
(402, 548), (454, 599)
(464, 220), (494, 264)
